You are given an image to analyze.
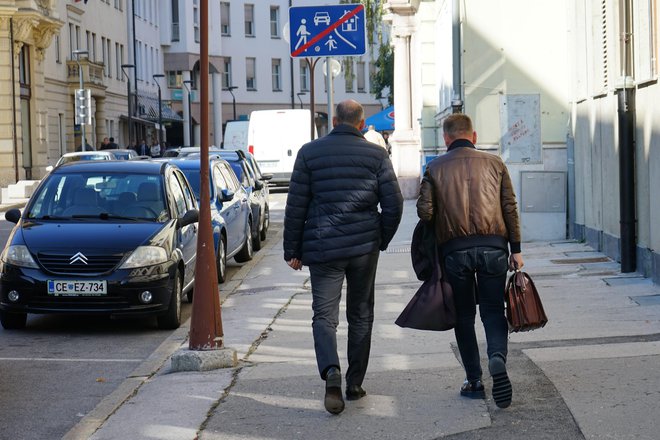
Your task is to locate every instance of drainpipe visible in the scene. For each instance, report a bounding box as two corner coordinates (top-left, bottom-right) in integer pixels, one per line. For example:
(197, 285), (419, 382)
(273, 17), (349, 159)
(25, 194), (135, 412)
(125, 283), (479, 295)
(617, 0), (636, 272)
(10, 18), (18, 182)
(451, 0), (463, 113)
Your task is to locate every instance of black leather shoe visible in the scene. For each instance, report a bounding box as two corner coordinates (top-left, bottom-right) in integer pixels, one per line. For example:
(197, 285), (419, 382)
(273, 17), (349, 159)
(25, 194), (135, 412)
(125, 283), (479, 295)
(324, 367), (345, 414)
(346, 385), (367, 401)
(460, 379), (486, 399)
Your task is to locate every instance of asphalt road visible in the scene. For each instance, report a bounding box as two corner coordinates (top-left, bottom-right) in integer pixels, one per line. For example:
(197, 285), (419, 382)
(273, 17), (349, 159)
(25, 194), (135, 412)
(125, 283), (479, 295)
(0, 191), (289, 440)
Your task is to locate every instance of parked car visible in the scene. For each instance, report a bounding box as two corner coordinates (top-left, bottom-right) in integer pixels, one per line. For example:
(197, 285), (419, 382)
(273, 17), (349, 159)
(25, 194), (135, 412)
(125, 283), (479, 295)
(163, 146), (223, 158)
(110, 149), (139, 160)
(46, 150), (117, 172)
(0, 160), (199, 330)
(167, 157), (253, 283)
(212, 150), (272, 250)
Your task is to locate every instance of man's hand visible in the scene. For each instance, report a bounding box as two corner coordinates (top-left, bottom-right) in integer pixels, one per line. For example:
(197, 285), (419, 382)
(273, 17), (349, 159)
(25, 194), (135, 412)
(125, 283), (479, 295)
(509, 253), (524, 271)
(287, 258), (303, 270)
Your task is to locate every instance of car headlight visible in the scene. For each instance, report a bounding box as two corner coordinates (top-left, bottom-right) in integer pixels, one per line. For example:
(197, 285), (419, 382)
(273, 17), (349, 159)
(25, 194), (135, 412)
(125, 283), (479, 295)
(1, 245), (39, 268)
(119, 246), (168, 269)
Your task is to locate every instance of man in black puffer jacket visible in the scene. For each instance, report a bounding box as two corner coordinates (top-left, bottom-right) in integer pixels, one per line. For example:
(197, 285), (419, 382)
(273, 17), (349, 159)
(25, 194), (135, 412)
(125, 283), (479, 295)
(284, 99), (403, 414)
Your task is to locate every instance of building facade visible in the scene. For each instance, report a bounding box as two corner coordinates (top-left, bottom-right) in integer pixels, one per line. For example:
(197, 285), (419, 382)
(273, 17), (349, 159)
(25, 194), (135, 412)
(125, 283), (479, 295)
(385, 0), (571, 244)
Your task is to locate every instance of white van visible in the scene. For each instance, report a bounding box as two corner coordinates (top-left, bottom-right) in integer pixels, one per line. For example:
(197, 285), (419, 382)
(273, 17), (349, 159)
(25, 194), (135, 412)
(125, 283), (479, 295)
(223, 120), (249, 152)
(247, 109), (317, 186)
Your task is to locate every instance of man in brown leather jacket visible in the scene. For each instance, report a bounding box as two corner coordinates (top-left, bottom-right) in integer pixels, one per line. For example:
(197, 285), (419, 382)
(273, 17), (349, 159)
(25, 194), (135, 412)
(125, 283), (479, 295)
(417, 113), (524, 409)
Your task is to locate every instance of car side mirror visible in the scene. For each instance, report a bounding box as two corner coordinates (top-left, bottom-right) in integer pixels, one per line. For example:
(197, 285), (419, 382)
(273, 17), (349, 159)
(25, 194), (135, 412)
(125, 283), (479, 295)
(220, 188), (234, 202)
(178, 209), (199, 228)
(261, 173), (273, 181)
(253, 180), (263, 190)
(46, 165), (54, 172)
(5, 208), (21, 224)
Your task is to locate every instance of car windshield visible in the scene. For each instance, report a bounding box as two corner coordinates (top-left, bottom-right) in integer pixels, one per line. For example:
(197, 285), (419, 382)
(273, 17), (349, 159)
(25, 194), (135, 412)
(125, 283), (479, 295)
(26, 172), (169, 221)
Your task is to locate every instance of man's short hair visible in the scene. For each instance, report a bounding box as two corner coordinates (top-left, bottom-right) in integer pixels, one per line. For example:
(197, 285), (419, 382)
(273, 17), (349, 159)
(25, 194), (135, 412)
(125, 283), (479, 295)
(335, 100), (364, 126)
(109, 137), (114, 142)
(443, 114), (474, 139)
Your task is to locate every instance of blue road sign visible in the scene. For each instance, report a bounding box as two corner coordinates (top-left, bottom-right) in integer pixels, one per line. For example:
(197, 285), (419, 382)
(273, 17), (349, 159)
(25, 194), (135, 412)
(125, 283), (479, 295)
(289, 4), (366, 58)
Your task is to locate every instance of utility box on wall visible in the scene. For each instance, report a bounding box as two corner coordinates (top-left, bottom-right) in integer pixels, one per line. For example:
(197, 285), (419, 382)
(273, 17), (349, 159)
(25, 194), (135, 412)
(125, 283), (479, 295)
(520, 171), (567, 241)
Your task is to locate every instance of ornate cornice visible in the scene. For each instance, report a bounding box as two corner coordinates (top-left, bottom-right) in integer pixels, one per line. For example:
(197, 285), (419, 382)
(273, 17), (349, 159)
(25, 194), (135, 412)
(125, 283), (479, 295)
(384, 0), (421, 16)
(11, 9), (63, 59)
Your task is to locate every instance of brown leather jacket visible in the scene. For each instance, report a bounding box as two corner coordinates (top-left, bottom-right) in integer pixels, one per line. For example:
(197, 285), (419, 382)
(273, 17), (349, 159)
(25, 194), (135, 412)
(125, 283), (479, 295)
(417, 140), (521, 256)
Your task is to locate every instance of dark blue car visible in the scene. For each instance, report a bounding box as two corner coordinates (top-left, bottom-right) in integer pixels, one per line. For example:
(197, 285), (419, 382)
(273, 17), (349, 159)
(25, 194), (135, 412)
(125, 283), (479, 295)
(212, 150), (272, 251)
(168, 157), (253, 284)
(0, 161), (199, 330)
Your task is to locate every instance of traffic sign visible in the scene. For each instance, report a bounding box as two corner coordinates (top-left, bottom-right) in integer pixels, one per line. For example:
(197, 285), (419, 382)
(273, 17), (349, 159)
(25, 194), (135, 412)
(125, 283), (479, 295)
(289, 4), (366, 58)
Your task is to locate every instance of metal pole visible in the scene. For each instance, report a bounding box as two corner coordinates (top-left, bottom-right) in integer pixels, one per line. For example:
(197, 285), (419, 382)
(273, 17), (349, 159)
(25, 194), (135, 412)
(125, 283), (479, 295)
(122, 64), (134, 147)
(618, 83), (636, 272)
(326, 58), (333, 124)
(189, 0), (224, 351)
(153, 74), (164, 147)
(184, 80), (193, 146)
(451, 0), (463, 113)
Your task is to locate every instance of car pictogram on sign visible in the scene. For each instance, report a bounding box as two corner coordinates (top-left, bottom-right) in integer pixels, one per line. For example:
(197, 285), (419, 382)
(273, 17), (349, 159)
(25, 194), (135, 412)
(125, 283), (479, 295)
(314, 12), (330, 26)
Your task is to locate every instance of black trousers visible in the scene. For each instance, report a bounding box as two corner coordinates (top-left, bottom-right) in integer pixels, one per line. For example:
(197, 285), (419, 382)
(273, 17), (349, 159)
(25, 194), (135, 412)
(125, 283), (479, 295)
(444, 247), (509, 382)
(308, 251), (380, 386)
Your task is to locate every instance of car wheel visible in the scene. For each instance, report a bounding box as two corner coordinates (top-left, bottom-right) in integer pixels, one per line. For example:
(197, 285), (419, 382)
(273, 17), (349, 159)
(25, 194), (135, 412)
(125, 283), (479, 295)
(157, 270), (182, 330)
(217, 234), (227, 284)
(259, 204), (269, 241)
(235, 218), (254, 263)
(252, 209), (262, 252)
(0, 310), (27, 330)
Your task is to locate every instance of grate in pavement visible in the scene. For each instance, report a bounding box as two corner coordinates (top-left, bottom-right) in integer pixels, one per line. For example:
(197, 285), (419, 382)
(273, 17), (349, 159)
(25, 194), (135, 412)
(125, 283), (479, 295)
(550, 256), (611, 264)
(386, 246), (411, 254)
(630, 294), (660, 306)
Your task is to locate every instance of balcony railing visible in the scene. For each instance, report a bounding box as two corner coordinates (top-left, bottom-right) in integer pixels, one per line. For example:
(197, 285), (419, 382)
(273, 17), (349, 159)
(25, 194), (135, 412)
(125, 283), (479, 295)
(66, 58), (105, 87)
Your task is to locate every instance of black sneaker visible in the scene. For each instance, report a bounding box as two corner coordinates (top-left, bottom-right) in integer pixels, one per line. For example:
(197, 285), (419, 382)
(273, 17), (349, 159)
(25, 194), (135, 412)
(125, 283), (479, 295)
(489, 355), (512, 408)
(460, 379), (485, 399)
(324, 367), (345, 414)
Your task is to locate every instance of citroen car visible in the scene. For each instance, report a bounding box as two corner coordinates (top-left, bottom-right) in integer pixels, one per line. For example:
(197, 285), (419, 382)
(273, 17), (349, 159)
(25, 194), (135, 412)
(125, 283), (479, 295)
(0, 160), (199, 330)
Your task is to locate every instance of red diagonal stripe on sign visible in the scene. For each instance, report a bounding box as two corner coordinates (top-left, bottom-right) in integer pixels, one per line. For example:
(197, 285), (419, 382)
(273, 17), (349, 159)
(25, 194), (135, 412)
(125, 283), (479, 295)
(292, 4), (364, 57)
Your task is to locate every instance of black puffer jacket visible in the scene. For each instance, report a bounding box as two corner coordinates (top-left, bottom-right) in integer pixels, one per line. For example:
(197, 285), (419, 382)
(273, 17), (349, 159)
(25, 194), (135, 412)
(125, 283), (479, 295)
(283, 124), (403, 265)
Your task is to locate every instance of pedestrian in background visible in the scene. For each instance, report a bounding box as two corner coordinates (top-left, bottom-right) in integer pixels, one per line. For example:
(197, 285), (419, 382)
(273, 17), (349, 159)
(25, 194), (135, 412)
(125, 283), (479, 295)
(284, 99), (403, 415)
(100, 137), (110, 150)
(417, 113), (524, 409)
(107, 137), (118, 149)
(363, 124), (387, 150)
(136, 139), (150, 156)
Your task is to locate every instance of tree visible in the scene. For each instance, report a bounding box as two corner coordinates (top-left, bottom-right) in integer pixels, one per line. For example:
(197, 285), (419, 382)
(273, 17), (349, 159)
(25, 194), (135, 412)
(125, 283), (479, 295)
(339, 0), (393, 104)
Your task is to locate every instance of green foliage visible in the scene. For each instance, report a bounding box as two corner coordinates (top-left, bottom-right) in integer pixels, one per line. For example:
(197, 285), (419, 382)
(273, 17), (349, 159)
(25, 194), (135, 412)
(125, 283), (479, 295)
(338, 0), (392, 103)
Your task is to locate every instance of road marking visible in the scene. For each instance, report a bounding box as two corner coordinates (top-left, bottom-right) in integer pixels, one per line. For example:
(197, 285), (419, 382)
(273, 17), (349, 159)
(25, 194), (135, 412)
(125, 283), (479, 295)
(0, 357), (143, 363)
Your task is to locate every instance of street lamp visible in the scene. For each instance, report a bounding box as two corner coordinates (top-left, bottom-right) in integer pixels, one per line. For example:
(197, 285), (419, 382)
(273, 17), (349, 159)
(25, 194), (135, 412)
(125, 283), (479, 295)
(182, 80), (193, 147)
(73, 49), (88, 150)
(223, 86), (238, 121)
(152, 73), (165, 147)
(297, 92), (306, 109)
(121, 64), (135, 146)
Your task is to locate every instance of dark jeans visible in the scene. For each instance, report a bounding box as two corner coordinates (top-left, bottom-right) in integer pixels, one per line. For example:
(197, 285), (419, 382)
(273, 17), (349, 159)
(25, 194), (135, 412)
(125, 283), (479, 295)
(308, 251), (379, 386)
(444, 247), (509, 382)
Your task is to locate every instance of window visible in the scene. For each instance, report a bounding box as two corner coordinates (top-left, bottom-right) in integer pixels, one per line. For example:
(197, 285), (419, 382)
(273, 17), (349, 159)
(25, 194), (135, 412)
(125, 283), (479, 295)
(106, 38), (112, 78)
(193, 0), (200, 43)
(300, 61), (309, 91)
(345, 60), (354, 92)
(357, 61), (366, 92)
(270, 7), (280, 38)
(221, 57), (232, 88)
(246, 57), (256, 90)
(167, 70), (182, 88)
(101, 37), (107, 76)
(245, 4), (255, 37)
(171, 0), (180, 41)
(55, 34), (61, 63)
(220, 2), (230, 35)
(115, 42), (121, 78)
(272, 58), (282, 91)
(115, 0), (123, 11)
(633, 0), (657, 82)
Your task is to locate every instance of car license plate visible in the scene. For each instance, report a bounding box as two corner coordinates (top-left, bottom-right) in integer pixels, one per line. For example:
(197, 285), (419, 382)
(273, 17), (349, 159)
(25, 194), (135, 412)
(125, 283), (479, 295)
(258, 161), (278, 168)
(47, 280), (108, 296)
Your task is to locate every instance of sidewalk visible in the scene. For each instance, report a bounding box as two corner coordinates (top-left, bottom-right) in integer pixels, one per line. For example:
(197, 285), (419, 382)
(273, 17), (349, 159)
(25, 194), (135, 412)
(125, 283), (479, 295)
(68, 200), (660, 440)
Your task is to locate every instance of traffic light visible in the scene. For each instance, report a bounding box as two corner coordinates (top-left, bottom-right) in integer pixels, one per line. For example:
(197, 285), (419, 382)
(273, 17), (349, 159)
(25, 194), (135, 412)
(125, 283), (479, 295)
(74, 88), (92, 126)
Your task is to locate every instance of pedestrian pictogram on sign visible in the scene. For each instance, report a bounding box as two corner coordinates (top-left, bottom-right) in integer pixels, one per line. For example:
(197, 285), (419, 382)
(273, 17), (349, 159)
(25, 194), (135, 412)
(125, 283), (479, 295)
(289, 4), (367, 58)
